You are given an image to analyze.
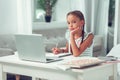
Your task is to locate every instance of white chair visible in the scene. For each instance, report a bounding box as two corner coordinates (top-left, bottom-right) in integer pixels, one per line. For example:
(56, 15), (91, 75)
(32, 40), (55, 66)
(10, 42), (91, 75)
(107, 44), (120, 80)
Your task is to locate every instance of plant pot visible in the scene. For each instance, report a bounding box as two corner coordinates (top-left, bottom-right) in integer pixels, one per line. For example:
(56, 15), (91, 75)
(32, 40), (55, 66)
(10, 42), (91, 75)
(45, 15), (51, 22)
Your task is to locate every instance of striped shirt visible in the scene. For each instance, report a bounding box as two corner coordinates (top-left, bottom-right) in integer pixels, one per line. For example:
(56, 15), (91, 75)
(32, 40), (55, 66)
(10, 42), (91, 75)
(65, 29), (93, 57)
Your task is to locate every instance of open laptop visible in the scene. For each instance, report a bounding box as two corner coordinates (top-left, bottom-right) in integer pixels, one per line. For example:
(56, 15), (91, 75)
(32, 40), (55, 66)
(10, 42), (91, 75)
(15, 34), (63, 63)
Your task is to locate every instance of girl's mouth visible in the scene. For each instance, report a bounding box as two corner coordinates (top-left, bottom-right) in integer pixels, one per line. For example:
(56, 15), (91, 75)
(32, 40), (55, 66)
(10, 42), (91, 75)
(69, 28), (74, 31)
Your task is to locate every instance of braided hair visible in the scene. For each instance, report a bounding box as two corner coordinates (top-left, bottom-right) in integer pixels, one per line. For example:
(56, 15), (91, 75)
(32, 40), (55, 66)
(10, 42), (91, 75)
(67, 10), (85, 44)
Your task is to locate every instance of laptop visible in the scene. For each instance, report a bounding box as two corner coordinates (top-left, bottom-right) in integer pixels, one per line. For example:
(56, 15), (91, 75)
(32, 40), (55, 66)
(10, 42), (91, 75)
(15, 34), (63, 63)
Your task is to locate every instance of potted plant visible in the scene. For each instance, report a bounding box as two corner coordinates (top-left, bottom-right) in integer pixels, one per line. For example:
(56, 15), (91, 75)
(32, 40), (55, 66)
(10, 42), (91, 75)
(37, 0), (58, 22)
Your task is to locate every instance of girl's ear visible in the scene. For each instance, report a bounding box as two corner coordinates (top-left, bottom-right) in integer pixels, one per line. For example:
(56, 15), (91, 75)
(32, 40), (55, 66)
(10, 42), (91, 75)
(81, 20), (85, 25)
(80, 20), (84, 27)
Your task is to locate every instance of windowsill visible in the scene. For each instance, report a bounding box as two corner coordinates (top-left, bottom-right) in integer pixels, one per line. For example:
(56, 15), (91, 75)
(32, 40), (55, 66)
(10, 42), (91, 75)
(32, 21), (67, 30)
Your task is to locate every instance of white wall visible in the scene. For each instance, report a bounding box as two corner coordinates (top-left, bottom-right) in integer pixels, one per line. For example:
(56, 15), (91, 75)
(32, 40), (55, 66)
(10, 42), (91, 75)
(0, 0), (17, 34)
(0, 0), (32, 34)
(55, 0), (71, 21)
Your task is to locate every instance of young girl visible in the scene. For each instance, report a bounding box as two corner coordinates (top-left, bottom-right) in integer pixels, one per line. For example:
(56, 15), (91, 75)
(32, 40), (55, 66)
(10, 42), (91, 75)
(52, 10), (94, 57)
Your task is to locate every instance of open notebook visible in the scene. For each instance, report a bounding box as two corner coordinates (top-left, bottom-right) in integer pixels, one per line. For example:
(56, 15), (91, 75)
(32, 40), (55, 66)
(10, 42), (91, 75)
(46, 52), (72, 58)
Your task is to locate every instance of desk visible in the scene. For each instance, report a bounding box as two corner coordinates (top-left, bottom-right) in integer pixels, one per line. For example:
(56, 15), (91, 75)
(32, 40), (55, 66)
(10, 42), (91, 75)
(0, 55), (117, 80)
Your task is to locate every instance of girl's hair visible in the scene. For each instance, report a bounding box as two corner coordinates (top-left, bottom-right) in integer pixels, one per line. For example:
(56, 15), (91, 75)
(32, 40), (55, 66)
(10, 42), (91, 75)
(67, 10), (85, 43)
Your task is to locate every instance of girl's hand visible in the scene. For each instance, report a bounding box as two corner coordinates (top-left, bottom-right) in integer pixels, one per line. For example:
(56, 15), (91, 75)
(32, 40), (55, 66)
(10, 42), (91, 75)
(71, 27), (81, 35)
(52, 48), (61, 54)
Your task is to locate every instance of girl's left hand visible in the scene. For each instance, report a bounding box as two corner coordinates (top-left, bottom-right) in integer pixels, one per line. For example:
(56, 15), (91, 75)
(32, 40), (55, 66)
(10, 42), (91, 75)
(71, 27), (81, 35)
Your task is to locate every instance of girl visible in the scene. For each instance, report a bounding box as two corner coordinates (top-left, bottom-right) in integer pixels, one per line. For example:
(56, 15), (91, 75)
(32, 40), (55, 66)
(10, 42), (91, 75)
(52, 10), (94, 57)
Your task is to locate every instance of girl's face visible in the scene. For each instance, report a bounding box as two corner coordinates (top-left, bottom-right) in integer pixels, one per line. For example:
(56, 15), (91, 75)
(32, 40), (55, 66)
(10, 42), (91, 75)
(67, 14), (84, 31)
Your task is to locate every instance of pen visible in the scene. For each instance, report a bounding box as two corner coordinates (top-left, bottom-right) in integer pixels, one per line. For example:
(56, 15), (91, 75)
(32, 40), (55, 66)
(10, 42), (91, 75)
(56, 42), (58, 48)
(69, 39), (71, 54)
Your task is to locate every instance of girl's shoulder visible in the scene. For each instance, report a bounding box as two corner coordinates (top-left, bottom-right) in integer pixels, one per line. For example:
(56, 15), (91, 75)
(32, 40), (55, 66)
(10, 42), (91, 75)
(84, 32), (93, 40)
(84, 32), (93, 36)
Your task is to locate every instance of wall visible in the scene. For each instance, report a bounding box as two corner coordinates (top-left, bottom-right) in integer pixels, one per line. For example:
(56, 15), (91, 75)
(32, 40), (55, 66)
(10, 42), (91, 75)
(0, 0), (17, 34)
(0, 0), (32, 34)
(55, 0), (71, 21)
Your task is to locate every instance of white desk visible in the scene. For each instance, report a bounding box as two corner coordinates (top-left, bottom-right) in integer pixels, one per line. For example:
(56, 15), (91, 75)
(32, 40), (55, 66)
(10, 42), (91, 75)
(0, 55), (117, 80)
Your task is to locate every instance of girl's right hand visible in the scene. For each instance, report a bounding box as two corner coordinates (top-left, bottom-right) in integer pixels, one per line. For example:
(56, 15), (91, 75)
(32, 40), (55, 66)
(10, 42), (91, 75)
(52, 48), (61, 54)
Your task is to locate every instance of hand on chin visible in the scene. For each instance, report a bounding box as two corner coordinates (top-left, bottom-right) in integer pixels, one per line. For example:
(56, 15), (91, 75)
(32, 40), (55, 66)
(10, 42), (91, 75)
(70, 27), (80, 35)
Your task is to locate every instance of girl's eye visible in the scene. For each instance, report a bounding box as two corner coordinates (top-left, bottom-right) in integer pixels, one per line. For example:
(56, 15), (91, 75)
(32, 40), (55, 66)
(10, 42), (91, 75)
(67, 22), (70, 24)
(73, 21), (76, 23)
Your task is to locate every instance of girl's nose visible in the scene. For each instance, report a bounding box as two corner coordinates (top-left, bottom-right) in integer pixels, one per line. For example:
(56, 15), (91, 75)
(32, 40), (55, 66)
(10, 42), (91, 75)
(69, 23), (73, 28)
(69, 25), (73, 30)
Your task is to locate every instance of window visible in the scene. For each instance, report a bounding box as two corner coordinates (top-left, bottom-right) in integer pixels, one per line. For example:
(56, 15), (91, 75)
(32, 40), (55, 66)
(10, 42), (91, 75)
(33, 0), (46, 22)
(108, 0), (115, 27)
(33, 0), (59, 22)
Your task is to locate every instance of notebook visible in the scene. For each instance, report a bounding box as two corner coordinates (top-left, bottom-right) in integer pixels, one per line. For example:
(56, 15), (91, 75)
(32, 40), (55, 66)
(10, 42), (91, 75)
(15, 34), (63, 63)
(46, 52), (72, 58)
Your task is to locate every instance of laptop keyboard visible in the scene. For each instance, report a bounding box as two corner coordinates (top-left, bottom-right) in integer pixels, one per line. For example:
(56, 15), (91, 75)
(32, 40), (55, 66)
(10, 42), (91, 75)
(62, 58), (105, 68)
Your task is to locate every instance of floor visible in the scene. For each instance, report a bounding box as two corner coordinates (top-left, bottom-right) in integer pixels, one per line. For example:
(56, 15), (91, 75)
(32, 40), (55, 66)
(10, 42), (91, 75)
(7, 73), (32, 80)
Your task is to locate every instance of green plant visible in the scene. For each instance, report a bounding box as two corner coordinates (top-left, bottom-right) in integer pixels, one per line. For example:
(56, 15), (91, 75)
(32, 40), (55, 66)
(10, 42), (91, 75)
(37, 0), (57, 16)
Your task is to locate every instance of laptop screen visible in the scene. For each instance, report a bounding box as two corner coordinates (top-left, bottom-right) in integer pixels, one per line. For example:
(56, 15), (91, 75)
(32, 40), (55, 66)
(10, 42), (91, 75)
(15, 34), (63, 63)
(15, 34), (47, 62)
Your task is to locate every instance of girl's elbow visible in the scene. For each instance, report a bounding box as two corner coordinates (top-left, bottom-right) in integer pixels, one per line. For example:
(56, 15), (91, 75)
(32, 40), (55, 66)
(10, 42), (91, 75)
(73, 54), (79, 57)
(73, 51), (82, 57)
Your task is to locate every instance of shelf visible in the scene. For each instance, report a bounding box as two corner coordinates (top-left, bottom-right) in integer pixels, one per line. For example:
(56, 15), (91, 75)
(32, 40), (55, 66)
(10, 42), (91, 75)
(32, 21), (67, 30)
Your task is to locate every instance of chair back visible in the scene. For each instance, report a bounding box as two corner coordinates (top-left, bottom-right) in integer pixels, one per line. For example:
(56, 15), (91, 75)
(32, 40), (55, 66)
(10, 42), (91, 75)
(107, 44), (120, 57)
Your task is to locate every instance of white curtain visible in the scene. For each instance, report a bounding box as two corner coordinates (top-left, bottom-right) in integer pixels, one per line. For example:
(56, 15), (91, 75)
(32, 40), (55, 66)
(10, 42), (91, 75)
(17, 0), (32, 34)
(84, 0), (110, 35)
(85, 0), (109, 51)
(92, 0), (109, 49)
(114, 0), (120, 45)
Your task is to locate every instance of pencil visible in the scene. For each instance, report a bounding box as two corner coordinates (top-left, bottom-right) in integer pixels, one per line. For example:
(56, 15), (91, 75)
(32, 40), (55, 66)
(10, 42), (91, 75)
(56, 42), (58, 48)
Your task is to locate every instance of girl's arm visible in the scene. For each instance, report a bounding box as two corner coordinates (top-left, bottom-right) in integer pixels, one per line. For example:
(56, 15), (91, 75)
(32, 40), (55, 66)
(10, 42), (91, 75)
(70, 33), (94, 57)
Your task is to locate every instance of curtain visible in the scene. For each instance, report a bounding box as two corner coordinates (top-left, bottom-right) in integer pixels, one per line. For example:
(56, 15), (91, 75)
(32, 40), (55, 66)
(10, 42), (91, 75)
(92, 0), (109, 50)
(17, 0), (32, 34)
(85, 0), (109, 53)
(85, 0), (109, 36)
(114, 0), (120, 45)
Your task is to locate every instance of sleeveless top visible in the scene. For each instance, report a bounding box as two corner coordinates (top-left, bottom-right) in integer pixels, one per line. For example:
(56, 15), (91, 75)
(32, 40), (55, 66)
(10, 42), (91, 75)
(65, 29), (93, 57)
